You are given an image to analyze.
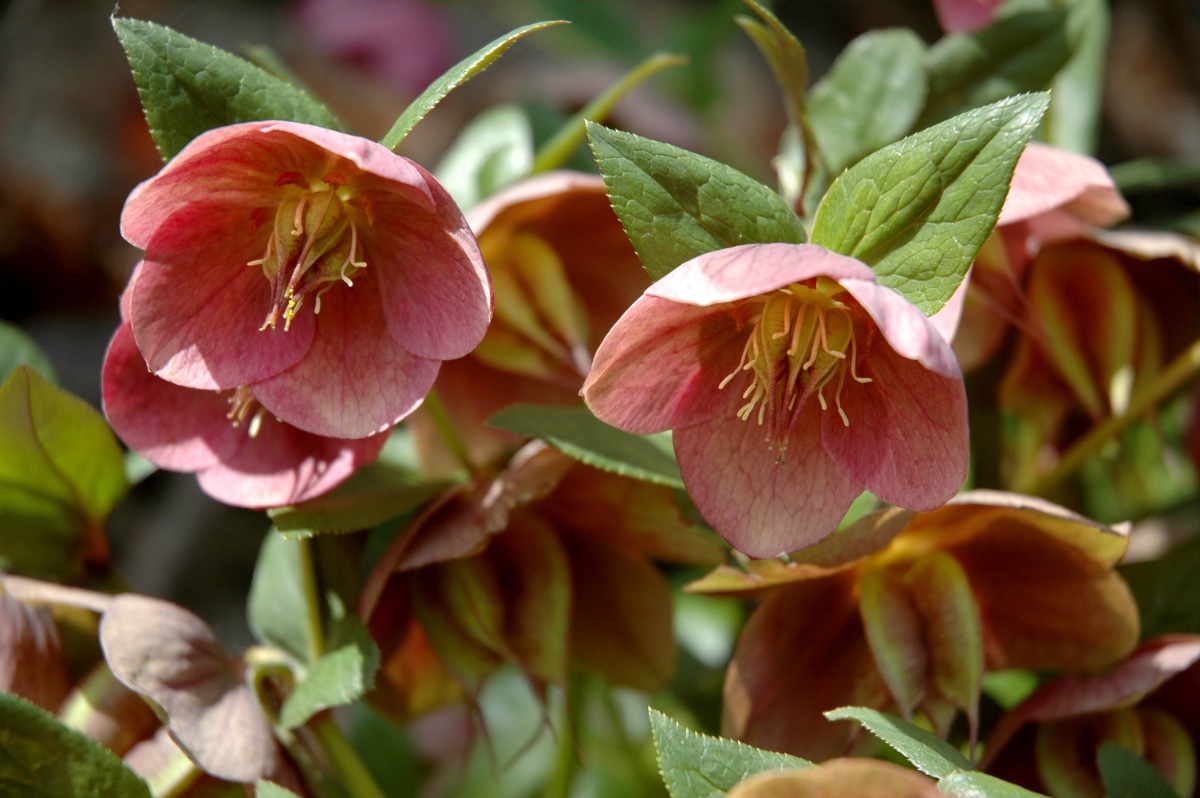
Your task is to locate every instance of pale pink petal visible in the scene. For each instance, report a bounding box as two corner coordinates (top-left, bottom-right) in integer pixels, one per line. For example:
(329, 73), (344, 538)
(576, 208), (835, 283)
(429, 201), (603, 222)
(582, 295), (749, 434)
(998, 143), (1129, 229)
(676, 400), (863, 558)
(821, 337), (968, 511)
(932, 0), (1005, 33)
(129, 202), (315, 390)
(839, 278), (962, 378)
(648, 243), (876, 306)
(370, 184), (493, 360)
(252, 266), (439, 437)
(466, 171), (606, 232)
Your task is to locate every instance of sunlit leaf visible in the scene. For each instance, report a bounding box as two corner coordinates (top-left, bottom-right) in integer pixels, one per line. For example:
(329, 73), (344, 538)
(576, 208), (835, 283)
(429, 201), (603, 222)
(0, 321), (56, 384)
(823, 706), (971, 778)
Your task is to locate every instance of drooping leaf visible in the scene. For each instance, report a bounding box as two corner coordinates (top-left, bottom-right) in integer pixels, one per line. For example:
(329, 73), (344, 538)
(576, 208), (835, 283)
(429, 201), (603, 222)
(0, 321), (56, 384)
(1096, 742), (1179, 798)
(488, 403), (683, 489)
(112, 17), (343, 161)
(920, 8), (1072, 128)
(938, 771), (1050, 797)
(810, 92), (1049, 315)
(379, 21), (567, 151)
(279, 610), (379, 728)
(587, 122), (806, 280)
(0, 692), (151, 798)
(435, 105), (534, 211)
(808, 29), (927, 176)
(0, 367), (126, 579)
(823, 706), (971, 778)
(649, 709), (812, 798)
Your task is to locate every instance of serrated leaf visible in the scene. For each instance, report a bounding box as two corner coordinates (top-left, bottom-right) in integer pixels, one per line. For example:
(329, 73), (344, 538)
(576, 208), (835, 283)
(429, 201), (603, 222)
(435, 105), (533, 210)
(0, 367), (126, 579)
(380, 21), (566, 151)
(587, 123), (806, 280)
(247, 532), (312, 662)
(938, 770), (1050, 797)
(823, 706), (971, 778)
(1097, 742), (1180, 798)
(808, 29), (927, 176)
(279, 612), (379, 728)
(488, 403), (682, 489)
(920, 9), (1071, 128)
(810, 92), (1049, 315)
(112, 17), (343, 161)
(267, 463), (449, 537)
(0, 692), (151, 798)
(0, 321), (56, 384)
(649, 709), (812, 798)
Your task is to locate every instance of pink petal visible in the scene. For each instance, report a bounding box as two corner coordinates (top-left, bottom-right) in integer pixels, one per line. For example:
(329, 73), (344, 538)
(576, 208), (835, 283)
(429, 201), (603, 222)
(370, 183), (493, 360)
(821, 336), (968, 511)
(129, 201), (315, 390)
(252, 265), (440, 438)
(932, 0), (1006, 33)
(583, 295), (749, 434)
(466, 171), (607, 232)
(675, 399), (864, 558)
(998, 143), (1129, 229)
(648, 243), (876, 306)
(839, 278), (962, 378)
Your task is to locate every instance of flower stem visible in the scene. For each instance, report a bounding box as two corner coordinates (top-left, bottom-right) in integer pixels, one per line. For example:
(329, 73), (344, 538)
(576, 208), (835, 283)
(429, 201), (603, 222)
(310, 713), (387, 798)
(422, 388), (476, 474)
(297, 537), (324, 662)
(531, 52), (688, 174)
(1016, 336), (1200, 496)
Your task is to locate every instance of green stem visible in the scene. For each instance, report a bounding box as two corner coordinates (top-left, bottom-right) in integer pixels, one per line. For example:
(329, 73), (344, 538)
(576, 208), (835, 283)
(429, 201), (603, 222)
(310, 714), (387, 798)
(531, 52), (688, 174)
(298, 537), (324, 663)
(1016, 337), (1200, 496)
(422, 388), (476, 474)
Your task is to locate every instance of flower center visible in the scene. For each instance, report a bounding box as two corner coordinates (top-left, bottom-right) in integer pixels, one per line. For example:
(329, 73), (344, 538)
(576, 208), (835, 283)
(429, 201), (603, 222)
(250, 172), (371, 331)
(719, 280), (872, 448)
(226, 385), (268, 438)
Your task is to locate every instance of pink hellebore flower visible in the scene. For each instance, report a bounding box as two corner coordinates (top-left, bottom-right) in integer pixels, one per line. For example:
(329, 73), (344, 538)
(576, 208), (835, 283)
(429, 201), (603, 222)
(582, 243), (969, 557)
(122, 121), (491, 439)
(931, 0), (1007, 34)
(104, 273), (387, 508)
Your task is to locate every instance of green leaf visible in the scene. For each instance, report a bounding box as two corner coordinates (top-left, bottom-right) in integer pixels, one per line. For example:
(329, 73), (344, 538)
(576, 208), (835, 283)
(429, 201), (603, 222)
(112, 17), (344, 161)
(379, 21), (567, 151)
(0, 692), (151, 798)
(247, 532), (312, 662)
(1097, 742), (1179, 798)
(0, 367), (126, 579)
(920, 8), (1071, 128)
(823, 706), (971, 778)
(649, 709), (812, 798)
(810, 92), (1049, 315)
(0, 322), (56, 384)
(488, 403), (683, 489)
(808, 29), (927, 176)
(1044, 0), (1109, 153)
(938, 771), (1050, 797)
(435, 105), (534, 210)
(267, 463), (450, 538)
(279, 610), (379, 728)
(587, 123), (806, 280)
(256, 781), (302, 798)
(1120, 533), (1200, 638)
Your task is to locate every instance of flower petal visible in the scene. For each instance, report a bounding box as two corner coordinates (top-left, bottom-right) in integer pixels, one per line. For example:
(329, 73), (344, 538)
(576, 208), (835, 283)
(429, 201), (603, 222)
(129, 201), (315, 390)
(676, 400), (863, 558)
(839, 278), (961, 378)
(999, 142), (1129, 230)
(648, 243), (876, 306)
(251, 266), (440, 438)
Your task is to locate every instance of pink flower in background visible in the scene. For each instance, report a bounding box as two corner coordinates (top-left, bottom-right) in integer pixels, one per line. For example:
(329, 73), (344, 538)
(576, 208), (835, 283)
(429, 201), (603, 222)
(122, 120), (491, 439)
(931, 0), (1006, 33)
(582, 243), (969, 558)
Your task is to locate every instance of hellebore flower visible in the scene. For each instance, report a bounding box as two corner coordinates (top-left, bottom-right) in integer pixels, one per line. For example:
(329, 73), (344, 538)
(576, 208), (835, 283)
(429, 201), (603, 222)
(103, 272), (387, 508)
(948, 142), (1130, 371)
(121, 120), (491, 439)
(983, 635), (1200, 798)
(358, 441), (724, 721)
(931, 0), (1007, 33)
(582, 242), (969, 558)
(688, 491), (1139, 761)
(411, 171), (650, 472)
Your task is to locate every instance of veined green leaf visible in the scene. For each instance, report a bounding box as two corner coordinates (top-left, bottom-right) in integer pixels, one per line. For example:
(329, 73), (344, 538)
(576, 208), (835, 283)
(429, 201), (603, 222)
(823, 706), (971, 778)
